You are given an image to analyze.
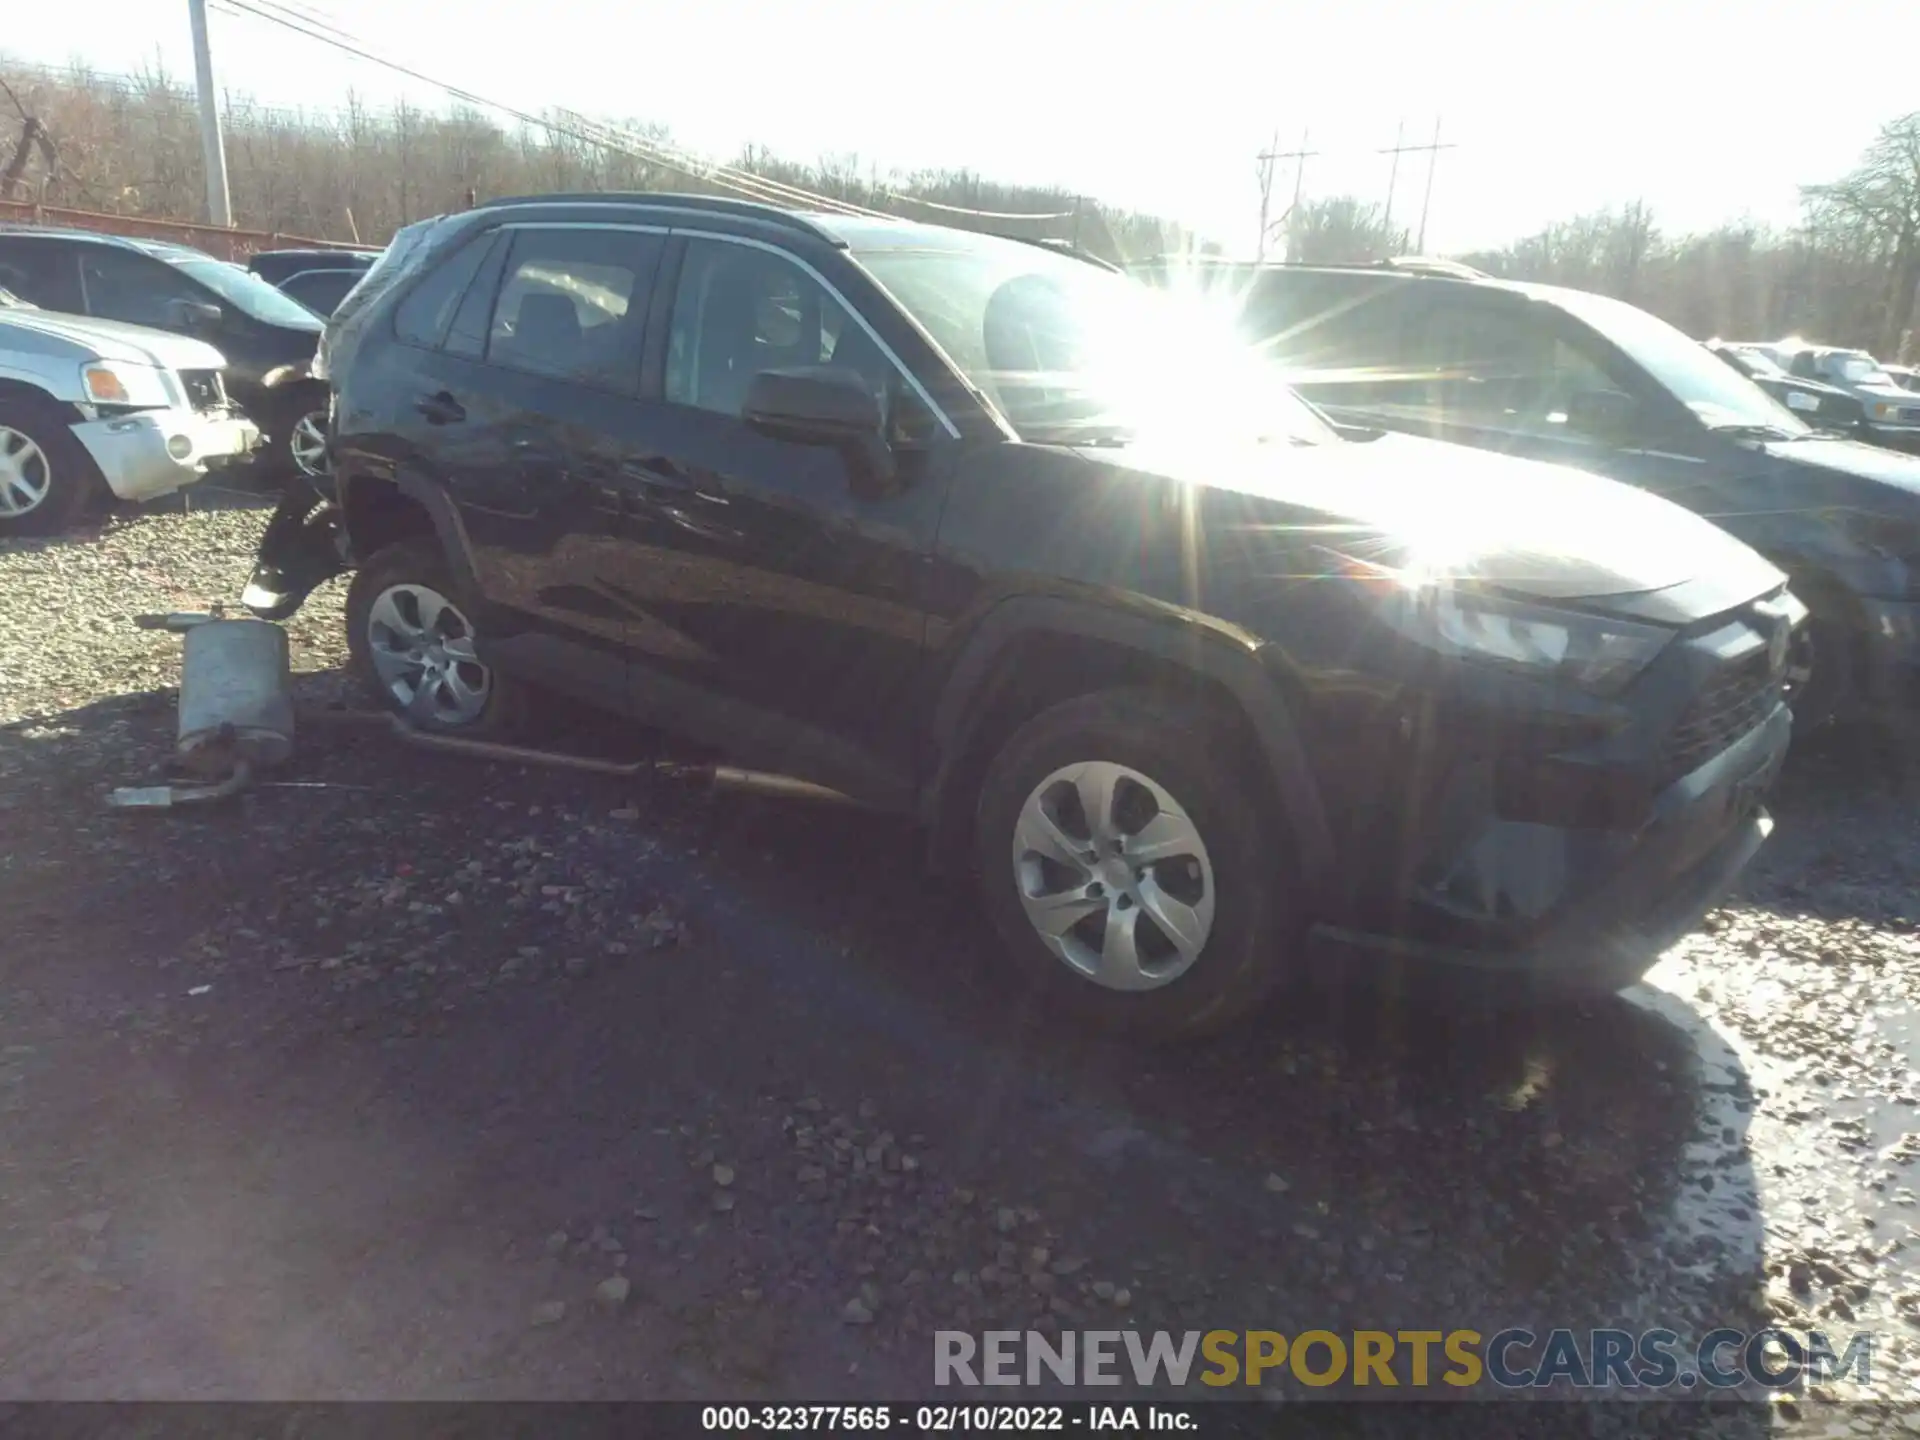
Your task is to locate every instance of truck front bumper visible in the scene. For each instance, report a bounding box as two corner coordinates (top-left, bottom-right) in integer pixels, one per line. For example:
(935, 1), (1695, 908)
(71, 409), (262, 504)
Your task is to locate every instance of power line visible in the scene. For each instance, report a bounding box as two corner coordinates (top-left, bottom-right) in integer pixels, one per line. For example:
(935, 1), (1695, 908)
(209, 0), (1069, 228)
(210, 0), (877, 215)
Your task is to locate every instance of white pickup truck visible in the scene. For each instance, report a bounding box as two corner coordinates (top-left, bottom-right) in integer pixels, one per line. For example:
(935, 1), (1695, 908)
(0, 287), (260, 534)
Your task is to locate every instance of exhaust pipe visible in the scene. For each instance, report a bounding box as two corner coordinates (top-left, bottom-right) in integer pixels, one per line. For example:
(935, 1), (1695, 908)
(308, 708), (866, 808)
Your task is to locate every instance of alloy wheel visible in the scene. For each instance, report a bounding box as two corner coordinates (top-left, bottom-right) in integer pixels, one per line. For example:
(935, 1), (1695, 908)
(289, 410), (330, 478)
(365, 581), (492, 726)
(0, 426), (52, 518)
(1010, 760), (1216, 991)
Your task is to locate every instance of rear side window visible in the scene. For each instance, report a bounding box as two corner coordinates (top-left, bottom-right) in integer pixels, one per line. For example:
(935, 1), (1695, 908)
(483, 228), (664, 392)
(394, 232), (497, 349)
(0, 240), (83, 312)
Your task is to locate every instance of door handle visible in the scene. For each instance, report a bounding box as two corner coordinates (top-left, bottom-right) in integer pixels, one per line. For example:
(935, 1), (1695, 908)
(416, 391), (465, 425)
(620, 458), (696, 492)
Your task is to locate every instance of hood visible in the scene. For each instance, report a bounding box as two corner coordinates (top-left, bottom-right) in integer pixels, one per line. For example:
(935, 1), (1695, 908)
(1109, 429), (1784, 613)
(1763, 433), (1920, 501)
(1761, 374), (1857, 403)
(0, 308), (228, 372)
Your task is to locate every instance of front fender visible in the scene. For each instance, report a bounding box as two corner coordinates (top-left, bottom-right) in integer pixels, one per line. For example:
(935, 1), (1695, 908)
(920, 595), (1336, 889)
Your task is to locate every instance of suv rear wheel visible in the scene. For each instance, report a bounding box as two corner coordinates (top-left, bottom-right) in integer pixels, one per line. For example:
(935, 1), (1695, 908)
(973, 687), (1300, 1040)
(345, 540), (527, 736)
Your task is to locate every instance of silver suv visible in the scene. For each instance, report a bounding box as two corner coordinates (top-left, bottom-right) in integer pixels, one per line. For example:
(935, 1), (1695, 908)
(0, 287), (259, 533)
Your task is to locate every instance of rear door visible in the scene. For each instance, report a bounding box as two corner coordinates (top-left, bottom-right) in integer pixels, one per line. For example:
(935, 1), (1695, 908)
(372, 221), (670, 708)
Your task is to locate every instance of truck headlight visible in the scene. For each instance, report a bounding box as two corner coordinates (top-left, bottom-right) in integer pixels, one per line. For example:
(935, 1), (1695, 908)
(1384, 585), (1674, 695)
(1869, 400), (1905, 422)
(81, 362), (172, 409)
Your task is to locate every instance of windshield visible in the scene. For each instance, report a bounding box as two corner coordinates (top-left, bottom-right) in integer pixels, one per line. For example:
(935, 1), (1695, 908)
(1731, 347), (1786, 378)
(174, 258), (324, 330)
(1834, 353), (1896, 386)
(1547, 288), (1811, 435)
(850, 236), (1336, 448)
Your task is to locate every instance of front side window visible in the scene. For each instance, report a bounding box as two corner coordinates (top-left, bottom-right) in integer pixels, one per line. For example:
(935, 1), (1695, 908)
(664, 239), (892, 418)
(1545, 288), (1809, 435)
(78, 247), (214, 329)
(172, 257), (324, 329)
(1395, 296), (1624, 440)
(483, 228), (661, 391)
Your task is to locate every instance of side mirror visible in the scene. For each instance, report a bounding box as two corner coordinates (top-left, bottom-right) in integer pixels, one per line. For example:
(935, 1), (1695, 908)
(167, 297), (225, 331)
(1565, 388), (1639, 442)
(742, 366), (898, 498)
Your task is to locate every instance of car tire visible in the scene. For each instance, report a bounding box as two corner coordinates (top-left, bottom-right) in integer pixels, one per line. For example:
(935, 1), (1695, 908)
(345, 539), (529, 737)
(972, 686), (1302, 1041)
(0, 397), (105, 536)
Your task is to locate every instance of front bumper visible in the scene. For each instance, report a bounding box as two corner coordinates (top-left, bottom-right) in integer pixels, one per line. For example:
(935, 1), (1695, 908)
(70, 409), (262, 503)
(1307, 700), (1791, 997)
(1861, 422), (1920, 454)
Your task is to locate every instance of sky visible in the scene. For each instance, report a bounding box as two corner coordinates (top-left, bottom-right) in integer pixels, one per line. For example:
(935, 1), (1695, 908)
(5, 0), (1913, 255)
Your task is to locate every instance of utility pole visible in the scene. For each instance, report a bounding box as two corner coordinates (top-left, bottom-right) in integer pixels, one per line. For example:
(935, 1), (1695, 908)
(186, 0), (232, 227)
(1380, 116), (1457, 254)
(1415, 117), (1456, 253)
(1379, 119), (1406, 243)
(1256, 128), (1315, 261)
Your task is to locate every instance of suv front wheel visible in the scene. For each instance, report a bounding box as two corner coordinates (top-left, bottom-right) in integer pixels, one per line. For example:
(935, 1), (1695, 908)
(345, 540), (527, 736)
(973, 687), (1300, 1040)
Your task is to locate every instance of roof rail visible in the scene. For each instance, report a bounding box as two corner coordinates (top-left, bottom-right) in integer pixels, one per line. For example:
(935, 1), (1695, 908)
(476, 191), (841, 242)
(1374, 256), (1487, 279)
(997, 234), (1120, 272)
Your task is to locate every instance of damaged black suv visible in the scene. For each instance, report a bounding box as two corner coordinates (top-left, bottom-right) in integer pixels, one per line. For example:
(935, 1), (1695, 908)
(245, 193), (1802, 1039)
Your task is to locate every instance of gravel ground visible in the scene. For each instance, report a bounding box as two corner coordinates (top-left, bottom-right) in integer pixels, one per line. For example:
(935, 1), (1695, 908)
(4, 493), (1920, 1436)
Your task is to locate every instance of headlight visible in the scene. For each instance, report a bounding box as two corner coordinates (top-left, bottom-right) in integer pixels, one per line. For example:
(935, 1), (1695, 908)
(81, 362), (173, 409)
(1382, 585), (1674, 695)
(1869, 400), (1906, 422)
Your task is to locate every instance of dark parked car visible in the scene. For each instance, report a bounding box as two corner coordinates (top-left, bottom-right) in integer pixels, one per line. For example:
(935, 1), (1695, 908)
(246, 193), (1800, 1039)
(248, 247), (381, 318)
(246, 246), (382, 288)
(1705, 340), (1867, 433)
(0, 228), (327, 478)
(1139, 258), (1920, 731)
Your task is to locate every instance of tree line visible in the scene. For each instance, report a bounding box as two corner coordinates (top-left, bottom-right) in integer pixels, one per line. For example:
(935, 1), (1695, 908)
(4, 54), (1918, 360)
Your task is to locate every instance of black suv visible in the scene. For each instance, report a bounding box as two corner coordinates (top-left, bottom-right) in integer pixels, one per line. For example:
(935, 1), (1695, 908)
(248, 247), (382, 318)
(1137, 258), (1920, 731)
(245, 194), (1801, 1039)
(0, 228), (329, 478)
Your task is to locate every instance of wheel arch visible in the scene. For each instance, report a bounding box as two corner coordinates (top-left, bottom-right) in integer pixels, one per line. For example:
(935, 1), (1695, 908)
(920, 597), (1335, 888)
(338, 465), (480, 597)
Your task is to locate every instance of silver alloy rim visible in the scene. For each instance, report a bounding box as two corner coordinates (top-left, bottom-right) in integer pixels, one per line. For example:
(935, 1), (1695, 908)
(289, 410), (330, 477)
(365, 582), (492, 726)
(1011, 760), (1217, 991)
(0, 425), (52, 517)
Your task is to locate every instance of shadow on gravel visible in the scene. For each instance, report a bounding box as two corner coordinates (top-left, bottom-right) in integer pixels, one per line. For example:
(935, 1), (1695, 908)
(0, 678), (1767, 1407)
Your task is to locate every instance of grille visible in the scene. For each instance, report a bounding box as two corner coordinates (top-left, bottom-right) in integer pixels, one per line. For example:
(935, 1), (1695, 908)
(1659, 647), (1781, 787)
(1900, 405), (1920, 424)
(177, 368), (226, 412)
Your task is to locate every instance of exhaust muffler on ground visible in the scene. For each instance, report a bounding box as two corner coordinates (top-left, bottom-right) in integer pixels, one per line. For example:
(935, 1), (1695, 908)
(109, 613), (295, 809)
(108, 614), (860, 811)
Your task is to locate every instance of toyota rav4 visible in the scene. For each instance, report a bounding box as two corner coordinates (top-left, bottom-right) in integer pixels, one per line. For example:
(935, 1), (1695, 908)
(243, 194), (1802, 1039)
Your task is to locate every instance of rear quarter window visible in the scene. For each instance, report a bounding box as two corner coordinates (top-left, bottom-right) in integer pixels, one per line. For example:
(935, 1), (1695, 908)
(392, 230), (499, 349)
